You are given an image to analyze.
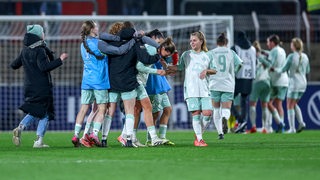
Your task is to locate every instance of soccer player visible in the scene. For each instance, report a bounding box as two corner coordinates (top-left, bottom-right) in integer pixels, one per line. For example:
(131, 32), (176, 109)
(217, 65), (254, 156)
(272, 38), (309, 133)
(102, 22), (165, 147)
(248, 41), (272, 133)
(265, 34), (288, 133)
(167, 31), (216, 147)
(144, 29), (176, 146)
(72, 20), (135, 147)
(231, 31), (257, 133)
(133, 37), (176, 147)
(11, 24), (68, 148)
(207, 33), (242, 139)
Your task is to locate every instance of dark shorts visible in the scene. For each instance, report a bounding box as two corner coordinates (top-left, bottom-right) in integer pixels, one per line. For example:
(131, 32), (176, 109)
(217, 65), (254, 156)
(234, 78), (253, 95)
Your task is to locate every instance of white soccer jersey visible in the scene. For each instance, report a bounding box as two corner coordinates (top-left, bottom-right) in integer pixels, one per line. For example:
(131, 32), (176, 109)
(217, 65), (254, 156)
(177, 50), (213, 99)
(279, 52), (310, 92)
(136, 44), (157, 86)
(208, 47), (243, 93)
(268, 45), (289, 87)
(254, 54), (270, 84)
(234, 45), (256, 79)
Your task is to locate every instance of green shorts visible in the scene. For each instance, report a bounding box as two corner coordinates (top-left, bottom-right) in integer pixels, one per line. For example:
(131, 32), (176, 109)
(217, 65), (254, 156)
(81, 89), (108, 104)
(149, 93), (171, 113)
(250, 81), (271, 103)
(136, 84), (149, 100)
(210, 91), (234, 103)
(287, 89), (304, 100)
(109, 89), (137, 103)
(270, 86), (288, 100)
(185, 97), (212, 112)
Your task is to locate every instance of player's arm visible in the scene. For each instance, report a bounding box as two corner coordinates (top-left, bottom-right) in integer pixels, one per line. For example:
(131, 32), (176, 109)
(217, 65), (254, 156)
(98, 39), (135, 55)
(10, 52), (23, 70)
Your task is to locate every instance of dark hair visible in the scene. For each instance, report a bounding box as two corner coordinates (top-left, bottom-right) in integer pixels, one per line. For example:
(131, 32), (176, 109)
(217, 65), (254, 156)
(268, 34), (281, 45)
(146, 29), (164, 39)
(123, 21), (135, 29)
(80, 20), (104, 60)
(159, 37), (176, 54)
(217, 32), (228, 46)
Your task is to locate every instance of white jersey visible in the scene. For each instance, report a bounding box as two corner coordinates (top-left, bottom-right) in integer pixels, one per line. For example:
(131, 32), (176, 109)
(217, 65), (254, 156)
(279, 52), (310, 92)
(254, 54), (270, 84)
(268, 45), (289, 87)
(234, 45), (256, 79)
(207, 47), (243, 93)
(136, 44), (157, 86)
(177, 50), (214, 99)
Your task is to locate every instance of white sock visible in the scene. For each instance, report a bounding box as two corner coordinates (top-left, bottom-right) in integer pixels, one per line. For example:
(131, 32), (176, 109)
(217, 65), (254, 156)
(125, 114), (134, 139)
(272, 110), (281, 124)
(192, 115), (202, 141)
(249, 106), (256, 127)
(83, 121), (93, 137)
(74, 123), (82, 137)
(294, 105), (305, 125)
(101, 115), (112, 140)
(147, 126), (158, 140)
(159, 124), (167, 139)
(93, 122), (102, 136)
(213, 108), (222, 135)
(132, 129), (137, 140)
(287, 109), (295, 131)
(201, 116), (211, 134)
(262, 107), (268, 129)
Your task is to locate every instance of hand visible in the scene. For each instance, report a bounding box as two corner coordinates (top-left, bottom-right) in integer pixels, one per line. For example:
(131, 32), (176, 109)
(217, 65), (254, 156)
(199, 70), (207, 79)
(60, 53), (68, 61)
(165, 69), (176, 76)
(157, 69), (166, 76)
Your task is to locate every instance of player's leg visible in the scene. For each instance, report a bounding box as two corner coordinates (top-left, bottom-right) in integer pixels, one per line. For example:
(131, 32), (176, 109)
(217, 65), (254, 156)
(13, 114), (37, 146)
(33, 115), (49, 148)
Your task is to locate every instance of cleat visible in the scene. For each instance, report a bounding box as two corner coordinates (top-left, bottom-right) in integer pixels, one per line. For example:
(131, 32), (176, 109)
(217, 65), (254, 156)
(101, 139), (107, 148)
(80, 134), (93, 147)
(117, 135), (127, 146)
(276, 122), (285, 133)
(249, 126), (257, 133)
(162, 138), (175, 145)
(285, 129), (296, 134)
(218, 134), (224, 140)
(261, 128), (268, 134)
(89, 134), (101, 147)
(125, 140), (134, 147)
(222, 117), (228, 134)
(12, 127), (21, 146)
(194, 139), (208, 147)
(151, 137), (164, 147)
(235, 121), (247, 133)
(145, 140), (152, 147)
(297, 123), (306, 133)
(132, 138), (146, 147)
(71, 135), (80, 147)
(33, 141), (49, 148)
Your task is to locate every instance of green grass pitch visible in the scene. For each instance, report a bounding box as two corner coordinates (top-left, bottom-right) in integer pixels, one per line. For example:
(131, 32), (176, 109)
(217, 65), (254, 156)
(0, 130), (319, 180)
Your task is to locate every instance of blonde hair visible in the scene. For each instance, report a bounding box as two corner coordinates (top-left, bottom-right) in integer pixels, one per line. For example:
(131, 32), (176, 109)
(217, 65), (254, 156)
(190, 31), (208, 52)
(252, 40), (261, 53)
(291, 37), (303, 54)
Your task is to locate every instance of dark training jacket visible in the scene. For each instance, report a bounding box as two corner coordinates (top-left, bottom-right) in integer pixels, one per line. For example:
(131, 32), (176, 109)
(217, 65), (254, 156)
(10, 33), (63, 120)
(107, 28), (161, 92)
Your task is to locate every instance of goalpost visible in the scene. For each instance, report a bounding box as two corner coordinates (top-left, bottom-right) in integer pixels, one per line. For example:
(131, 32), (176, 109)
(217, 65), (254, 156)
(0, 15), (233, 131)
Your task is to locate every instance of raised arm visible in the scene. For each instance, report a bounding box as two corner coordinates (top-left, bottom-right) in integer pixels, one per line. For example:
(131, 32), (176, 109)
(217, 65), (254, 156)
(98, 39), (135, 55)
(141, 36), (159, 48)
(37, 49), (63, 72)
(99, 32), (120, 42)
(135, 41), (160, 64)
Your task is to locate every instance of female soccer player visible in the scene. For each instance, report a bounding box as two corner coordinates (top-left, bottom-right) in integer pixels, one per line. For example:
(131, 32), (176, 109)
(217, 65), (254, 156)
(207, 33), (242, 139)
(168, 31), (216, 147)
(273, 38), (309, 133)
